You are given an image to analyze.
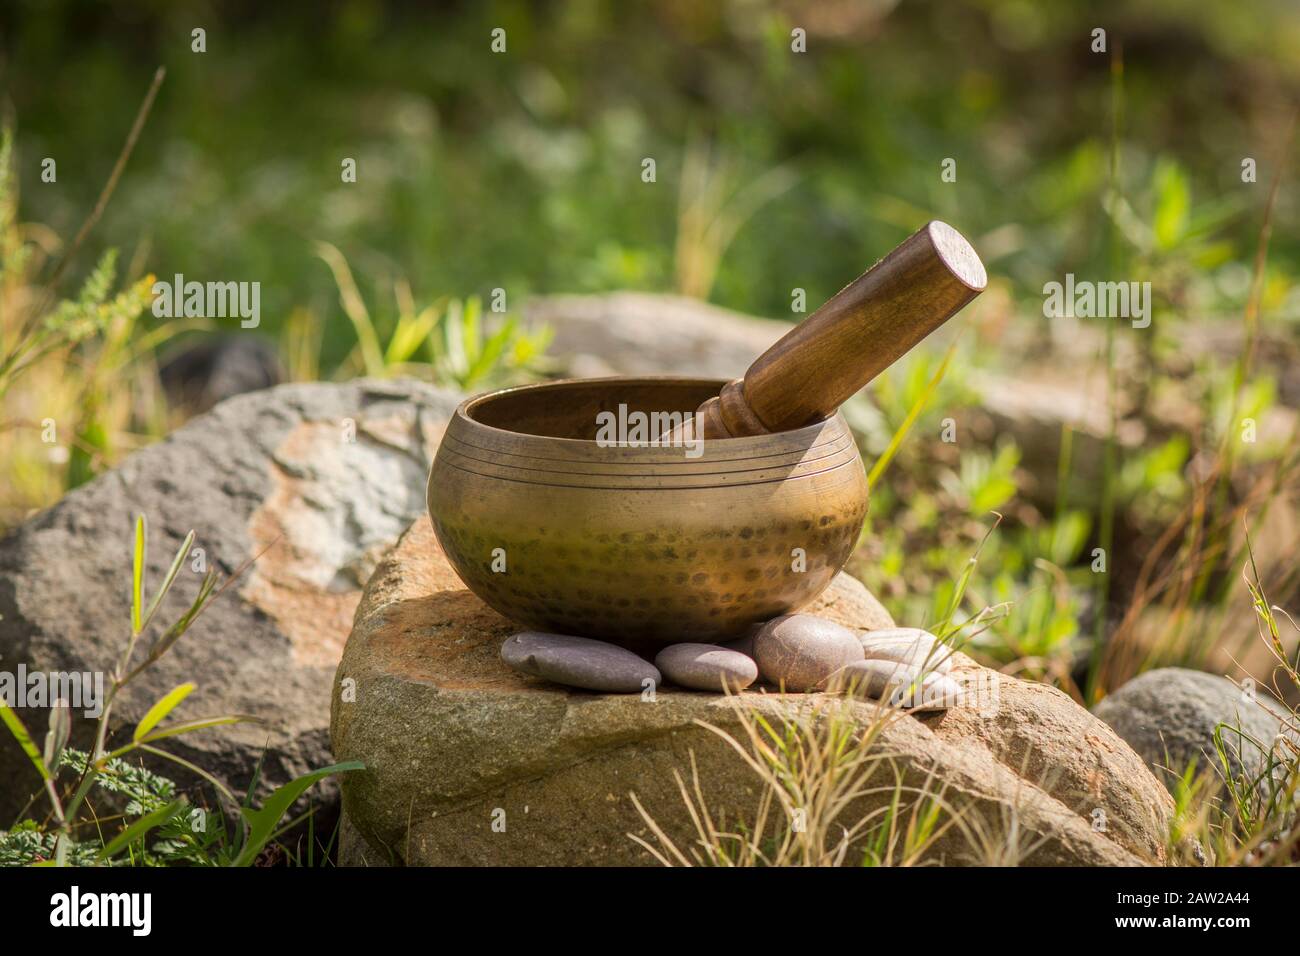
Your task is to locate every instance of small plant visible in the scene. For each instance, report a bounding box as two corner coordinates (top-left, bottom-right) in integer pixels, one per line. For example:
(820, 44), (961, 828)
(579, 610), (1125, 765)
(1161, 529), (1300, 866)
(0, 75), (203, 526)
(312, 241), (552, 389)
(0, 514), (361, 866)
(673, 138), (797, 300)
(628, 696), (973, 867)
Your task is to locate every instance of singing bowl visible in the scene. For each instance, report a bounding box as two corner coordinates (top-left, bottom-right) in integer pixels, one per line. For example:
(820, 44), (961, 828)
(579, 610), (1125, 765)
(426, 377), (868, 648)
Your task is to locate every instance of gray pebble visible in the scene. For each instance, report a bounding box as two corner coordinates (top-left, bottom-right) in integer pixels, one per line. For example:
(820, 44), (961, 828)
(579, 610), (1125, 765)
(859, 627), (953, 674)
(500, 631), (660, 693)
(827, 658), (961, 711)
(655, 643), (758, 692)
(721, 631), (758, 661)
(753, 614), (864, 692)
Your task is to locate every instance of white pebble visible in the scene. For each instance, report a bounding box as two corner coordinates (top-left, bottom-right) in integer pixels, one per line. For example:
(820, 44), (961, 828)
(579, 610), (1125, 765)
(827, 658), (962, 711)
(858, 627), (954, 674)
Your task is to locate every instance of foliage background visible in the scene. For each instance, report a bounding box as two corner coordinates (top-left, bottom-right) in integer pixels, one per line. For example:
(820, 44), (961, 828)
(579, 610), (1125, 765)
(3, 0), (1296, 348)
(2, 0), (1299, 698)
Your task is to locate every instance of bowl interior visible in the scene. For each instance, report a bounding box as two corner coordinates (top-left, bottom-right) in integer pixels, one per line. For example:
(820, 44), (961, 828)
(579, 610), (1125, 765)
(465, 377), (724, 441)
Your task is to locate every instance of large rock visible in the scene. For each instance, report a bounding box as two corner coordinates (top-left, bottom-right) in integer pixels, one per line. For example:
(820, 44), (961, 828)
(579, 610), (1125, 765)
(331, 516), (1176, 866)
(1094, 667), (1295, 793)
(0, 378), (461, 824)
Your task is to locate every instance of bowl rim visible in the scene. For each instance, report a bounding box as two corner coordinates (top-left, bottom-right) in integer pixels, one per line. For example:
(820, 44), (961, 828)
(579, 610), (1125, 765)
(453, 375), (837, 449)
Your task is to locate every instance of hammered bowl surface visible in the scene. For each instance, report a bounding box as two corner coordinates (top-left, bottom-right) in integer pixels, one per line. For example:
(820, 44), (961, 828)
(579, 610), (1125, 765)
(427, 377), (868, 648)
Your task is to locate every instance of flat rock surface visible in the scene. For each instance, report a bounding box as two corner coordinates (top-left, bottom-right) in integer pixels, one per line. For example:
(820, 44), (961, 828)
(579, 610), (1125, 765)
(331, 516), (1179, 866)
(0, 378), (461, 823)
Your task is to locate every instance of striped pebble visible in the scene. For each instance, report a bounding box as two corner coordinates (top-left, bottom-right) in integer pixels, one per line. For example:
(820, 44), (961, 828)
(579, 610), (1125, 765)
(826, 658), (962, 711)
(858, 627), (954, 674)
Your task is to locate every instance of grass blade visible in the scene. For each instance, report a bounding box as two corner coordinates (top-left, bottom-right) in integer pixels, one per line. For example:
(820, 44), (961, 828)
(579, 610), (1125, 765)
(0, 701), (51, 782)
(135, 714), (260, 746)
(315, 241), (384, 376)
(131, 514), (146, 634)
(139, 530), (195, 635)
(867, 337), (958, 491)
(232, 761), (364, 867)
(132, 682), (196, 742)
(98, 798), (187, 861)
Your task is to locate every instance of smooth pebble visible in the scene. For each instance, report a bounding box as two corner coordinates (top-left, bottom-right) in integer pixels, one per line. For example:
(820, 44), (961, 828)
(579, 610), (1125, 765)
(655, 643), (758, 692)
(721, 630), (758, 661)
(753, 614), (864, 692)
(501, 631), (660, 693)
(859, 627), (954, 674)
(827, 658), (962, 711)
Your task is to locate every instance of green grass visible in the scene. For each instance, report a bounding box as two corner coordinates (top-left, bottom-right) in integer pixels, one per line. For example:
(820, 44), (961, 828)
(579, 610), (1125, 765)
(0, 514), (361, 867)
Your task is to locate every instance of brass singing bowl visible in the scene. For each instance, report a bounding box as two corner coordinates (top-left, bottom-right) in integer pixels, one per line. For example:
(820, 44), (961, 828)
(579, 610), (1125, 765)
(426, 377), (868, 649)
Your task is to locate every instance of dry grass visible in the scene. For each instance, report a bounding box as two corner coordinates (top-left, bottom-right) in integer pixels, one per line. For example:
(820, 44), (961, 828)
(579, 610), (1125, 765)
(627, 691), (1043, 867)
(673, 137), (796, 300)
(1162, 539), (1300, 866)
(0, 74), (187, 527)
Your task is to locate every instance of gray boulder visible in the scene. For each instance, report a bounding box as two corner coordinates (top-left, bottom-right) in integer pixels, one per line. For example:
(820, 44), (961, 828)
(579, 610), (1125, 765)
(525, 292), (787, 380)
(0, 378), (461, 826)
(1094, 667), (1294, 793)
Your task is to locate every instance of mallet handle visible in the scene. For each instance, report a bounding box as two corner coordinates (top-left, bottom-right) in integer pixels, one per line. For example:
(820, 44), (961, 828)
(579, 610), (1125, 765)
(694, 220), (987, 438)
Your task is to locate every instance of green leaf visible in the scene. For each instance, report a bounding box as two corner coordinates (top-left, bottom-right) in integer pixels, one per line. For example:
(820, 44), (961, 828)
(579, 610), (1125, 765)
(511, 323), (553, 366)
(139, 530), (195, 635)
(43, 702), (71, 773)
(442, 299), (467, 380)
(135, 713), (259, 746)
(231, 761), (364, 867)
(868, 339), (957, 491)
(465, 316), (514, 387)
(132, 514), (146, 634)
(1152, 159), (1190, 250)
(0, 701), (50, 782)
(315, 241), (383, 377)
(66, 418), (109, 489)
(461, 296), (482, 364)
(970, 476), (1017, 514)
(98, 798), (188, 861)
(385, 305), (439, 366)
(133, 682), (196, 742)
(125, 567), (220, 681)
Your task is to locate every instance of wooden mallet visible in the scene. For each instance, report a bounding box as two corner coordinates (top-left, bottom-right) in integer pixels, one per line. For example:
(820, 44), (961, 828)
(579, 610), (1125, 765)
(682, 220), (987, 440)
